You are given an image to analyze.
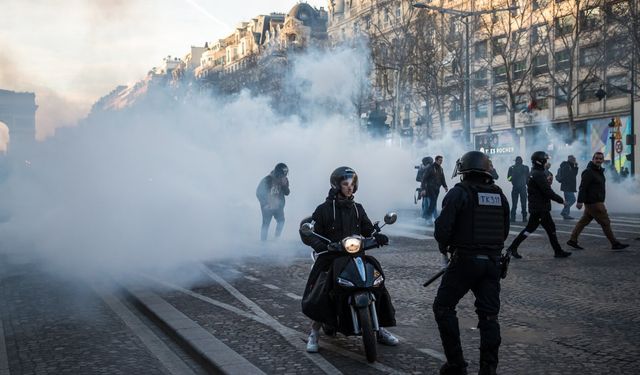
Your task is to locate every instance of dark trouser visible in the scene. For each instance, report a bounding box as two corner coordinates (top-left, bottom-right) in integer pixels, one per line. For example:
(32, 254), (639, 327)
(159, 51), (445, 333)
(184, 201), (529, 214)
(260, 206), (285, 241)
(509, 211), (562, 253)
(433, 256), (501, 375)
(570, 202), (617, 244)
(561, 192), (576, 217)
(426, 190), (440, 220)
(510, 186), (527, 218)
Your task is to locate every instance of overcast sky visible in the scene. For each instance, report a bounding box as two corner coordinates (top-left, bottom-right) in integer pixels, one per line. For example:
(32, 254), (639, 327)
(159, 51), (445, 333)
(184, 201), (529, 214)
(0, 0), (325, 138)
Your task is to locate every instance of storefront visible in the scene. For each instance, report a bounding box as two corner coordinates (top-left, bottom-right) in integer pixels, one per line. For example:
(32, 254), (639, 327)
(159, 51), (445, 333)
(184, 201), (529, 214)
(588, 116), (632, 174)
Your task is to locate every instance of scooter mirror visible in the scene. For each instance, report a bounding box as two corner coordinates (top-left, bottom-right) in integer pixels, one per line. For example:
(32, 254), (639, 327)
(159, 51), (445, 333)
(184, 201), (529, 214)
(300, 222), (315, 236)
(384, 212), (398, 225)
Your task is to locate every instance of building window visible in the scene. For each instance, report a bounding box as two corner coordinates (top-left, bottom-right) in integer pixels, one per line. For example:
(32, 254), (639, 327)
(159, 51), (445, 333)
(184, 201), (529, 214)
(606, 37), (628, 65)
(493, 65), (507, 84)
(554, 15), (575, 37)
(534, 88), (549, 109)
(580, 44), (602, 66)
(475, 100), (488, 118)
(607, 74), (627, 98)
(580, 79), (601, 102)
(474, 69), (488, 88)
(515, 93), (528, 112)
(449, 100), (462, 121)
(396, 5), (401, 19)
(555, 85), (568, 105)
(493, 96), (506, 114)
(492, 35), (507, 56)
(512, 60), (526, 80)
(530, 24), (548, 45)
(474, 40), (488, 60)
(580, 7), (602, 31)
(555, 49), (571, 71)
(533, 54), (549, 76)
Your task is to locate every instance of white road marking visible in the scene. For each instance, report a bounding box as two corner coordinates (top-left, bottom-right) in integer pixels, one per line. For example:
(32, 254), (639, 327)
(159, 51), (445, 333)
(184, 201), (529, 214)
(262, 283), (280, 290)
(200, 265), (344, 375)
(285, 293), (303, 300)
(244, 275), (260, 281)
(418, 348), (447, 361)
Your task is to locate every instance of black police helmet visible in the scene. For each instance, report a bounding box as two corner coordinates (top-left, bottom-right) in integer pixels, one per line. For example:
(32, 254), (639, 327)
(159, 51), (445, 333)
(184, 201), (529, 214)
(531, 151), (548, 166)
(422, 156), (434, 166)
(452, 151), (492, 177)
(330, 166), (358, 193)
(274, 162), (289, 177)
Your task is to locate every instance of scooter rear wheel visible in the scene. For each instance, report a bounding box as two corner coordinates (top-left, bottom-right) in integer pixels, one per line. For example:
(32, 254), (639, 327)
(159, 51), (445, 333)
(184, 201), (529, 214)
(357, 307), (377, 363)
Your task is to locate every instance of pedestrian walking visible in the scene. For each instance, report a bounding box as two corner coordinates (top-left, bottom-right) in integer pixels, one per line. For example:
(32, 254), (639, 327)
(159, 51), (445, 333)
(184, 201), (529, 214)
(433, 151), (510, 375)
(256, 163), (290, 241)
(422, 155), (448, 225)
(556, 155), (579, 220)
(566, 152), (629, 250)
(506, 152), (571, 259)
(507, 156), (529, 222)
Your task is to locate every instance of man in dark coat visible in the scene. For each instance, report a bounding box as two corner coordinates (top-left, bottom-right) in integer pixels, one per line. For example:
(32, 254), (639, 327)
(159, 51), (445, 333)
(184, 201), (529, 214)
(506, 152), (571, 259)
(433, 151), (510, 375)
(418, 156), (434, 219)
(256, 163), (290, 241)
(556, 155), (579, 220)
(567, 152), (629, 250)
(300, 167), (397, 353)
(507, 156), (529, 222)
(422, 155), (448, 225)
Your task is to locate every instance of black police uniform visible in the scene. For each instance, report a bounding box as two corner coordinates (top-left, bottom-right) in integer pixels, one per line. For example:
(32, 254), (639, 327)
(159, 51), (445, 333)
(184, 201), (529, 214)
(433, 173), (510, 375)
(506, 164), (570, 258)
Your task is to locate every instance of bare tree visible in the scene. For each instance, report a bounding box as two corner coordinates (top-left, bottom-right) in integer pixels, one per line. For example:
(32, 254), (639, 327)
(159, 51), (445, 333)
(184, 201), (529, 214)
(475, 0), (541, 130)
(368, 0), (420, 131)
(540, 0), (607, 138)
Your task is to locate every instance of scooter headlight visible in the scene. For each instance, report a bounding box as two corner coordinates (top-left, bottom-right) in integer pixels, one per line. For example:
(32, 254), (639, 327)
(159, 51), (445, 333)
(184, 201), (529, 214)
(342, 237), (362, 254)
(337, 277), (355, 287)
(373, 275), (384, 287)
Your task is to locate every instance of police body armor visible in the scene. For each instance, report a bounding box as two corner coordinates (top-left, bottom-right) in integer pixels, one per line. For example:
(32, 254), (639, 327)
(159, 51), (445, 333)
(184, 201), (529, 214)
(449, 182), (505, 255)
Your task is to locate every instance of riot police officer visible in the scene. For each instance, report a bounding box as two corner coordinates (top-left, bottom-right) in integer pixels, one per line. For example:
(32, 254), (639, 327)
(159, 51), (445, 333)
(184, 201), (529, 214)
(506, 151), (571, 259)
(433, 151), (510, 375)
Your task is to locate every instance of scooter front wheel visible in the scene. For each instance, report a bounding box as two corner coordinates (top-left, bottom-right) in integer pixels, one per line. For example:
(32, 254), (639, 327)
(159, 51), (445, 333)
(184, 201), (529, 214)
(357, 306), (377, 363)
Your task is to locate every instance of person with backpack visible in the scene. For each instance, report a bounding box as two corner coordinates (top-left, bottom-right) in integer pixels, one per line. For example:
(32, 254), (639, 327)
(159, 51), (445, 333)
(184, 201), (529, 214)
(556, 155), (579, 220)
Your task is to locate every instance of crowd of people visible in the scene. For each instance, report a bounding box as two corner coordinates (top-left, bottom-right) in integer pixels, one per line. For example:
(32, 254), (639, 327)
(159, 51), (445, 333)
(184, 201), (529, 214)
(253, 151), (630, 374)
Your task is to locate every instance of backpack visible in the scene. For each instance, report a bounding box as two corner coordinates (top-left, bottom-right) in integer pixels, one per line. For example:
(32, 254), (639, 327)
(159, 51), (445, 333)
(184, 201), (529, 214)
(555, 165), (563, 183)
(416, 166), (426, 182)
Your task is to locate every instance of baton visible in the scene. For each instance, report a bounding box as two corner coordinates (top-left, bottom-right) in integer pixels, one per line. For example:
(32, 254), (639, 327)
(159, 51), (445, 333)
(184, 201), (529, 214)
(423, 254), (449, 287)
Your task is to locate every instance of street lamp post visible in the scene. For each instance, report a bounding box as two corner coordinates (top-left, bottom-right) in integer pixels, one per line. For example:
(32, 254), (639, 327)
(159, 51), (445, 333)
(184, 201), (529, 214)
(413, 2), (518, 146)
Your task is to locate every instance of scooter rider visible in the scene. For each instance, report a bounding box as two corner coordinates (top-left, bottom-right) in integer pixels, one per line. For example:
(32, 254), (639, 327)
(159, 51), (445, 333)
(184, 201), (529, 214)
(433, 151), (510, 375)
(300, 166), (398, 353)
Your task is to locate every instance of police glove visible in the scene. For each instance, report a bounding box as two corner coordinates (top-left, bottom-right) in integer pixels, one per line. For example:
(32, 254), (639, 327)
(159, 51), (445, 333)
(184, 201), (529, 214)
(374, 233), (389, 246)
(326, 243), (341, 252)
(440, 254), (449, 268)
(438, 243), (449, 255)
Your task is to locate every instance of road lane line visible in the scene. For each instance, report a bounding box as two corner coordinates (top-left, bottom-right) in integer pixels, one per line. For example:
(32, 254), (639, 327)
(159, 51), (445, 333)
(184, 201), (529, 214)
(244, 275), (259, 281)
(418, 348), (447, 361)
(285, 293), (302, 300)
(262, 283), (280, 290)
(160, 271), (413, 375)
(200, 265), (343, 375)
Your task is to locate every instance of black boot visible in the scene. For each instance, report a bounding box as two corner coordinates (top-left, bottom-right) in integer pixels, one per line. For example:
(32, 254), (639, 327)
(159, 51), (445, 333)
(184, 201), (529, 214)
(554, 249), (572, 258)
(510, 247), (522, 259)
(439, 362), (468, 375)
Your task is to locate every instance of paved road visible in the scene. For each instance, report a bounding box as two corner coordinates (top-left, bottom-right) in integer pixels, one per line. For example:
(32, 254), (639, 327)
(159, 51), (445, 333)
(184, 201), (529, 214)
(148, 210), (640, 374)
(1, 209), (639, 374)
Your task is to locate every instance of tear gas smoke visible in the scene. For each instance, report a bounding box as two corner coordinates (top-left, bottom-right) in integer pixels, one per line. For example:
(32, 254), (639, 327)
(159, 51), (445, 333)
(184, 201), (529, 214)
(0, 45), (469, 284)
(0, 122), (8, 154)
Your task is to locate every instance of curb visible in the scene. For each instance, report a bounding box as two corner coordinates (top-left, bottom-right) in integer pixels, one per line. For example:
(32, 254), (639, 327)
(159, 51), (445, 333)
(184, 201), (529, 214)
(126, 286), (265, 375)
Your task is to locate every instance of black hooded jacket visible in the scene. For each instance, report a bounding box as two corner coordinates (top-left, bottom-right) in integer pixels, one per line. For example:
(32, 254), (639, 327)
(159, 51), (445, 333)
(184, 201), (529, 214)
(303, 189), (375, 253)
(528, 165), (563, 212)
(557, 160), (579, 192)
(577, 162), (606, 204)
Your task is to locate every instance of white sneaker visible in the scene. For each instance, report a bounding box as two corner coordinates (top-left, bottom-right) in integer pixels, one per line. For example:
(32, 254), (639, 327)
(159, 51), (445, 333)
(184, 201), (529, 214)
(377, 327), (399, 346)
(306, 331), (319, 353)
